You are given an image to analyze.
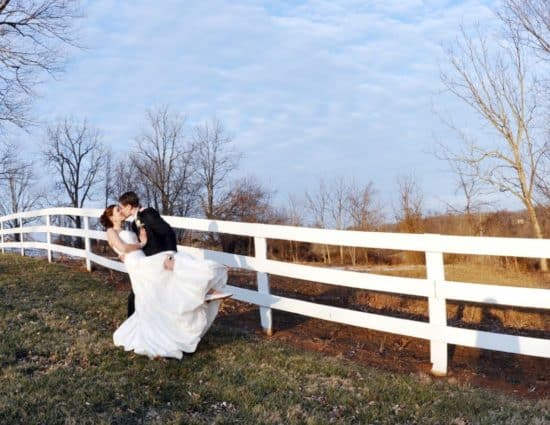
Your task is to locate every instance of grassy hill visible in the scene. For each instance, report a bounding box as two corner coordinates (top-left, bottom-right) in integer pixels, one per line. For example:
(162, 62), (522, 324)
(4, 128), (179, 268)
(0, 254), (547, 424)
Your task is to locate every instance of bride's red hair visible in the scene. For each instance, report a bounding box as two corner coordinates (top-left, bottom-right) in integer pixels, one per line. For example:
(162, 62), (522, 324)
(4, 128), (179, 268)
(100, 204), (116, 229)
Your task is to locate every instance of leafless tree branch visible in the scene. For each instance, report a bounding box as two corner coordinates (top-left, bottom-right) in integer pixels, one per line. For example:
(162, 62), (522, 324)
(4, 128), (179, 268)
(0, 0), (82, 132)
(439, 6), (548, 270)
(193, 118), (241, 219)
(130, 106), (199, 216)
(42, 117), (106, 233)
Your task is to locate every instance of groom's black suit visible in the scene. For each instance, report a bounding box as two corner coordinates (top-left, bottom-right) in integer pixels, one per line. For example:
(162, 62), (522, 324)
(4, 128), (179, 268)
(132, 208), (177, 256)
(127, 207), (177, 317)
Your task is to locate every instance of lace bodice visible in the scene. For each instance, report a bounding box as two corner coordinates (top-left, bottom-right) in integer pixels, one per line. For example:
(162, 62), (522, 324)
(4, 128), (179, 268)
(119, 230), (138, 244)
(112, 230), (139, 255)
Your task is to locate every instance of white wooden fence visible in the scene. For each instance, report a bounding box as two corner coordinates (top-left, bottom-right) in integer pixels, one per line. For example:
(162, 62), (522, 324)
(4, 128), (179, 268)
(1, 207), (549, 376)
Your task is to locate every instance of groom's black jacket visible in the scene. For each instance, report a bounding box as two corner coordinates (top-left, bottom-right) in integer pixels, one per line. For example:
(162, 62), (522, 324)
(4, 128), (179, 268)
(131, 207), (177, 256)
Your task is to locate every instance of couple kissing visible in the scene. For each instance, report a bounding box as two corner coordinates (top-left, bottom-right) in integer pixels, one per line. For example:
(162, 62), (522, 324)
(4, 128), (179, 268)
(100, 191), (231, 360)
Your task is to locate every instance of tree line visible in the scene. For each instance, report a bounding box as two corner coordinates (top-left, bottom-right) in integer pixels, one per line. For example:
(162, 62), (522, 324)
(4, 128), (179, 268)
(0, 107), (547, 271)
(0, 103), (415, 265)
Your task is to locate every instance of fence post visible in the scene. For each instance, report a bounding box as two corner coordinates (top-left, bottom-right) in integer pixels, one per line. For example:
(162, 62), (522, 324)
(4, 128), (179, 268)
(255, 236), (272, 335)
(0, 219), (4, 254)
(83, 215), (91, 272)
(19, 213), (24, 256)
(426, 250), (447, 376)
(46, 214), (52, 263)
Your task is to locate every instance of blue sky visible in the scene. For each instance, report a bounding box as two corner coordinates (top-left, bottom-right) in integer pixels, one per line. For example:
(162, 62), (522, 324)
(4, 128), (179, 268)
(21, 0), (515, 214)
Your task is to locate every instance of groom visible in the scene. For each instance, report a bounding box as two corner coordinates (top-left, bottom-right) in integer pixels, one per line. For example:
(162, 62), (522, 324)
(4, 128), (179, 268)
(118, 191), (177, 317)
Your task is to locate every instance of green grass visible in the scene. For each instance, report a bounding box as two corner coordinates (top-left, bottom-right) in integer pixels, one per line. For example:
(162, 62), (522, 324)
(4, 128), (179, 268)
(0, 254), (548, 424)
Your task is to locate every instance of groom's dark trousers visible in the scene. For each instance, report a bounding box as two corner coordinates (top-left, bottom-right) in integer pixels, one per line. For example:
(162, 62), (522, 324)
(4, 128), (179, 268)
(127, 207), (178, 317)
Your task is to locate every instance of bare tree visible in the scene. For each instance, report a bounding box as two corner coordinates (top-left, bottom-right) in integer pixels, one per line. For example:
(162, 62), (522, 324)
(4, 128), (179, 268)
(499, 0), (550, 208)
(441, 21), (549, 270)
(394, 175), (424, 264)
(110, 156), (140, 203)
(42, 117), (106, 232)
(394, 174), (424, 234)
(499, 0), (550, 58)
(215, 176), (276, 255)
(449, 166), (489, 236)
(193, 118), (240, 219)
(102, 147), (113, 207)
(436, 140), (494, 235)
(131, 106), (198, 216)
(346, 180), (384, 265)
(347, 180), (383, 231)
(305, 179), (331, 263)
(285, 194), (304, 262)
(0, 139), (16, 177)
(306, 177), (385, 265)
(286, 194), (303, 227)
(216, 176), (275, 223)
(536, 150), (550, 202)
(0, 144), (44, 237)
(328, 176), (351, 264)
(0, 0), (81, 131)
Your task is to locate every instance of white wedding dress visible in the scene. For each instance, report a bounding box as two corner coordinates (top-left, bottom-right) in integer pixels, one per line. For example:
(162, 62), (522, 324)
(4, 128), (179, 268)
(112, 230), (228, 359)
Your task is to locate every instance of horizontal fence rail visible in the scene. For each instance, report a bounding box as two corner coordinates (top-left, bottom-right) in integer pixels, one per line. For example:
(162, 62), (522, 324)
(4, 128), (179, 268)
(1, 207), (549, 375)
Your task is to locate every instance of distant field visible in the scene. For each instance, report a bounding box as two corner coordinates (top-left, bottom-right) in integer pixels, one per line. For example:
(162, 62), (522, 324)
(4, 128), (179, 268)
(336, 262), (550, 288)
(0, 254), (548, 424)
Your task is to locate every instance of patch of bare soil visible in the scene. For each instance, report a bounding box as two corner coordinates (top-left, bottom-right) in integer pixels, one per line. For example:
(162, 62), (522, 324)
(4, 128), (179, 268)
(68, 258), (549, 399)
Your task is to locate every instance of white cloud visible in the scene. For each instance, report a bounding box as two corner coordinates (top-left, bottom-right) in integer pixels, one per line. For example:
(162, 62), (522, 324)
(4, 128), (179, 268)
(22, 0), (518, 212)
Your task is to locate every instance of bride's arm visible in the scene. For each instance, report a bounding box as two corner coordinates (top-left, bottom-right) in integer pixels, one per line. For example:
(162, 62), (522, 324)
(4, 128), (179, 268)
(106, 229), (145, 254)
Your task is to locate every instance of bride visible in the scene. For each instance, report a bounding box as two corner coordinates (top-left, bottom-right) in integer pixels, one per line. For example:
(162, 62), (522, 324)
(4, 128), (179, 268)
(100, 205), (230, 359)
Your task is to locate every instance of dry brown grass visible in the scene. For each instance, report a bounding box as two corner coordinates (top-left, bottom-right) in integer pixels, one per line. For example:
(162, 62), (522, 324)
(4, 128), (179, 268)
(445, 263), (550, 288)
(325, 263), (549, 333)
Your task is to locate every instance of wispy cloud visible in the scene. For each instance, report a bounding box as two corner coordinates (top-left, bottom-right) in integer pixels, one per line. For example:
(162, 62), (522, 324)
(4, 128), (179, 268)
(27, 0), (505, 211)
